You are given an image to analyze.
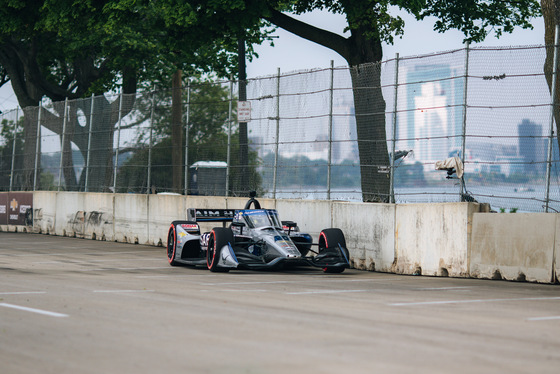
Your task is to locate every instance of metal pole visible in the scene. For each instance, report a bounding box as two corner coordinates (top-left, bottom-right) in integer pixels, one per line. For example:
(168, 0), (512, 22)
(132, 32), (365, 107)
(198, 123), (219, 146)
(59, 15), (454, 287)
(113, 93), (123, 193)
(9, 108), (19, 191)
(272, 68), (281, 199)
(85, 94), (94, 192)
(58, 98), (69, 191)
(460, 42), (470, 200)
(327, 60), (334, 200)
(545, 25), (560, 212)
(148, 91), (155, 194)
(33, 104), (42, 191)
(226, 77), (233, 197)
(184, 80), (191, 195)
(389, 53), (400, 204)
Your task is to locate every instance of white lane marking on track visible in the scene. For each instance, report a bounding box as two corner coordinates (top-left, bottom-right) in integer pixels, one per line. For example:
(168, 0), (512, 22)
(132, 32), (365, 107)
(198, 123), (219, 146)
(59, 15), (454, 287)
(0, 303), (68, 318)
(0, 291), (47, 295)
(200, 289), (267, 293)
(285, 289), (369, 295)
(93, 290), (154, 293)
(390, 296), (560, 306)
(527, 316), (560, 321)
(417, 287), (472, 291)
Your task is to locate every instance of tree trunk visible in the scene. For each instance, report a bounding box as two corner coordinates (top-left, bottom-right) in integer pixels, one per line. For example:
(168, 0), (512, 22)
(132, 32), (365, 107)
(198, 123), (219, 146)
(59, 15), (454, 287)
(542, 0), (560, 156)
(238, 39), (249, 196)
(172, 69), (183, 193)
(21, 108), (40, 191)
(349, 63), (390, 202)
(61, 102), (79, 191)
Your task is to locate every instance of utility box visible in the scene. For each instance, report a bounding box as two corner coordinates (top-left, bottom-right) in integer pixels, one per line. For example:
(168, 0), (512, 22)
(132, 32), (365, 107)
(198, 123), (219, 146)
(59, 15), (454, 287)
(189, 161), (227, 196)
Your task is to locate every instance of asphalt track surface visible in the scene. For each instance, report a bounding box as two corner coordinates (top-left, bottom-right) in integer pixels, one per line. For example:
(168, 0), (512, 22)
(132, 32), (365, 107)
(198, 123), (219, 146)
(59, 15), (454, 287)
(1, 232), (559, 374)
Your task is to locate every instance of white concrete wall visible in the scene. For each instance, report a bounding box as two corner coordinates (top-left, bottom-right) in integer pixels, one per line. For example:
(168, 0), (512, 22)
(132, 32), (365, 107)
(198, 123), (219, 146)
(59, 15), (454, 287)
(276, 199), (332, 239)
(25, 191), (559, 283)
(332, 202), (395, 272)
(393, 203), (473, 277)
(34, 191), (57, 234)
(555, 219), (560, 284)
(83, 193), (114, 241)
(470, 213), (556, 283)
(114, 194), (148, 244)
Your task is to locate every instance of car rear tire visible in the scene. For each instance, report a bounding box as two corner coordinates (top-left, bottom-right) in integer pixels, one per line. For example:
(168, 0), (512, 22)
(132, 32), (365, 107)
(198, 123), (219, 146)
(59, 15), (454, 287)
(318, 228), (349, 273)
(167, 223), (179, 266)
(207, 227), (234, 272)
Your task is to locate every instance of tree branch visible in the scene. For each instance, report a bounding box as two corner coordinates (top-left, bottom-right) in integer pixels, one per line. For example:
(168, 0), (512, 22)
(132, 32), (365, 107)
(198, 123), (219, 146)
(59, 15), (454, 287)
(264, 8), (351, 62)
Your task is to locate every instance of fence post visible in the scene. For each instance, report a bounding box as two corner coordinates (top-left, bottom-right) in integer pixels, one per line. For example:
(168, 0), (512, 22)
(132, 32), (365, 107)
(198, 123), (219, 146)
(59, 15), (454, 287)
(9, 108), (19, 191)
(33, 104), (42, 191)
(460, 42), (470, 200)
(148, 91), (155, 194)
(85, 94), (94, 192)
(226, 77), (233, 197)
(113, 93), (123, 193)
(184, 80), (191, 195)
(327, 61), (334, 200)
(273, 68), (281, 199)
(389, 53), (400, 204)
(545, 25), (560, 212)
(58, 98), (69, 191)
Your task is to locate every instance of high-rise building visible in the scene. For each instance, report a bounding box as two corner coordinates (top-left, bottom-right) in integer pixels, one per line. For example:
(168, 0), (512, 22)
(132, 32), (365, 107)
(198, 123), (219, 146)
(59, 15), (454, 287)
(399, 64), (464, 167)
(518, 119), (545, 174)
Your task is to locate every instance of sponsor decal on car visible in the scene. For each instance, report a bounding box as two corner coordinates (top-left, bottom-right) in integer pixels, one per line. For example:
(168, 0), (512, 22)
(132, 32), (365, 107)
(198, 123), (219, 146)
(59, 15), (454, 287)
(200, 232), (211, 248)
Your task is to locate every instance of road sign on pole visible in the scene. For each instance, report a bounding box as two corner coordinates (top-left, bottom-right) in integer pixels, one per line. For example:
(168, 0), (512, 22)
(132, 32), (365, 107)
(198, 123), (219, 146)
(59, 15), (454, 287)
(238, 101), (251, 122)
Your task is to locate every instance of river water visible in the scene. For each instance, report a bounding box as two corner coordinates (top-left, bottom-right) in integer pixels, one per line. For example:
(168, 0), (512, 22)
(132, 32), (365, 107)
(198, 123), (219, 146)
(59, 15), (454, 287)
(266, 184), (560, 213)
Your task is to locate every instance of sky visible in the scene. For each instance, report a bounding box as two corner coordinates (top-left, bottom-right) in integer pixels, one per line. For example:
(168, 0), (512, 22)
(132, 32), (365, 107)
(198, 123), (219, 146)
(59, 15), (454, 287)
(247, 9), (545, 77)
(0, 9), (546, 113)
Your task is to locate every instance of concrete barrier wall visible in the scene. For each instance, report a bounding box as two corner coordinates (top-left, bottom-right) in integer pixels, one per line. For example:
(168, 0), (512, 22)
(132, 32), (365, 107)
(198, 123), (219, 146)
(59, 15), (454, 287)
(393, 203), (475, 277)
(331, 202), (395, 272)
(25, 191), (559, 283)
(34, 191), (57, 234)
(470, 213), (557, 283)
(276, 199), (332, 239)
(556, 219), (560, 283)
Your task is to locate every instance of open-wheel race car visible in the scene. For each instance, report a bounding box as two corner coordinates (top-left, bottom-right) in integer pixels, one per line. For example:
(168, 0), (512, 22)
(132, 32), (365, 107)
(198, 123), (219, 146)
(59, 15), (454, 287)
(166, 193), (350, 273)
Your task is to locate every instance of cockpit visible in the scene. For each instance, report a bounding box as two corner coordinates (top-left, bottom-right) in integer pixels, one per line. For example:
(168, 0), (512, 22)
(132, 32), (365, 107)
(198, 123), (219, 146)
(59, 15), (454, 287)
(235, 209), (282, 229)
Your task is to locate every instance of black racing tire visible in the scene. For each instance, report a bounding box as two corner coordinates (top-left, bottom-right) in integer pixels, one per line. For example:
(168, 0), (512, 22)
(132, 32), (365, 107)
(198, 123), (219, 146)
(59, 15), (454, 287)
(318, 228), (347, 253)
(207, 227), (234, 272)
(167, 223), (179, 266)
(323, 266), (345, 274)
(318, 228), (349, 273)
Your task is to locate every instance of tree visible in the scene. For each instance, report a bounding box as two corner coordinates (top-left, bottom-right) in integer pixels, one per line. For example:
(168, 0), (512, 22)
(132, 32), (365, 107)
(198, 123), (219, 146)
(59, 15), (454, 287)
(0, 0), (267, 191)
(183, 0), (541, 201)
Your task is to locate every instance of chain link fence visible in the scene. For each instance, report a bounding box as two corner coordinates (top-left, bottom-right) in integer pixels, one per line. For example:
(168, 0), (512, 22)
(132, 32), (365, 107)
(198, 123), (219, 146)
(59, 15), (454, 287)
(0, 45), (559, 212)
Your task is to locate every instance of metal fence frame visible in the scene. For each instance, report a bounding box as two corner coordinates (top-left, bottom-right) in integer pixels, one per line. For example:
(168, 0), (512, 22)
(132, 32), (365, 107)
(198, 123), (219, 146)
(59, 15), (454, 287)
(0, 42), (559, 212)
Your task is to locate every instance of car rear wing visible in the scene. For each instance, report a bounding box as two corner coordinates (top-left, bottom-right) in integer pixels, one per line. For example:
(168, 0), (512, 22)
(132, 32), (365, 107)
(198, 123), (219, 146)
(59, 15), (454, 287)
(187, 208), (236, 222)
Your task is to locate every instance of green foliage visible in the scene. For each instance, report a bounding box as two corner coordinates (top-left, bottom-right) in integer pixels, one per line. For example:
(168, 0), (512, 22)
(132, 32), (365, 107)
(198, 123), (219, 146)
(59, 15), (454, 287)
(0, 0), (271, 104)
(260, 153), (361, 190)
(393, 161), (426, 187)
(421, 0), (541, 43)
(198, 0), (541, 48)
(499, 207), (518, 213)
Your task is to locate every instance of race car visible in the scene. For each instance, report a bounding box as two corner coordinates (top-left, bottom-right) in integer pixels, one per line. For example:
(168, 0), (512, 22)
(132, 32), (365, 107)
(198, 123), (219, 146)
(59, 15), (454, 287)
(166, 193), (350, 273)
